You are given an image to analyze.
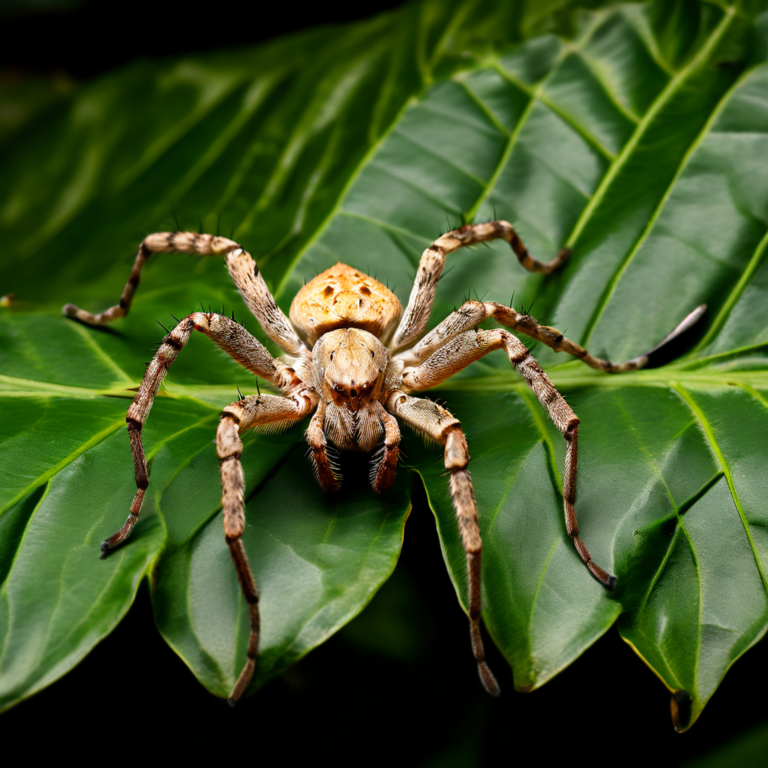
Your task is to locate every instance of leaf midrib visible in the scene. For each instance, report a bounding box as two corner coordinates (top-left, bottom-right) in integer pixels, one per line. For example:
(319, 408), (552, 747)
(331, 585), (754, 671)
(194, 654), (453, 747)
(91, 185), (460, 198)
(4, 364), (768, 403)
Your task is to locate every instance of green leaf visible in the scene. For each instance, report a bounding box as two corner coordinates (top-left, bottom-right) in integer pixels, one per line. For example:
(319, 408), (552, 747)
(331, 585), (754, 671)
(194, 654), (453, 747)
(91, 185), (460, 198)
(2, 0), (768, 730)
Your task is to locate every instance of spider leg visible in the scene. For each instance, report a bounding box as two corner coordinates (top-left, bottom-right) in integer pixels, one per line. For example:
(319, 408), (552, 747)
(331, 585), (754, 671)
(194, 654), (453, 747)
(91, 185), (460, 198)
(369, 402), (400, 493)
(391, 221), (569, 352)
(399, 329), (615, 588)
(62, 232), (309, 357)
(218, 391), (317, 705)
(385, 392), (499, 696)
(395, 299), (706, 373)
(100, 311), (303, 557)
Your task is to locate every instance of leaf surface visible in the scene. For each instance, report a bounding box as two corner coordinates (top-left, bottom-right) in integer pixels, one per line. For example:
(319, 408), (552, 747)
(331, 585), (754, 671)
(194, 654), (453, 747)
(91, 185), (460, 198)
(1, 0), (768, 728)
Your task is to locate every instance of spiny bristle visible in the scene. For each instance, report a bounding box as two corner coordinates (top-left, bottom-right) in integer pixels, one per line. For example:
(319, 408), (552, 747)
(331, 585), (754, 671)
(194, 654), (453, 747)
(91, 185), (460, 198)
(251, 420), (298, 436)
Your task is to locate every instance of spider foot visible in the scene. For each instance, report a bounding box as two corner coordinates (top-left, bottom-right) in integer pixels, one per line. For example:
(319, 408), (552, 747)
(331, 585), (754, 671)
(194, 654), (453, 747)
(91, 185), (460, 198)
(573, 535), (616, 589)
(228, 657), (256, 706)
(478, 661), (500, 698)
(99, 513), (139, 559)
(587, 561), (617, 590)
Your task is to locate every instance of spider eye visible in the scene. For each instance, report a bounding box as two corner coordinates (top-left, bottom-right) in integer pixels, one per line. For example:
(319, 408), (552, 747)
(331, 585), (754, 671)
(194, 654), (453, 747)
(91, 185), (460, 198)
(335, 384), (344, 393)
(370, 350), (375, 358)
(330, 352), (334, 361)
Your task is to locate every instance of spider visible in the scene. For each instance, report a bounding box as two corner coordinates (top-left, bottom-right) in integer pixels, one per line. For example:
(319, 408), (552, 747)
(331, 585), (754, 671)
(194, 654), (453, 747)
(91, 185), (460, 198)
(63, 220), (704, 704)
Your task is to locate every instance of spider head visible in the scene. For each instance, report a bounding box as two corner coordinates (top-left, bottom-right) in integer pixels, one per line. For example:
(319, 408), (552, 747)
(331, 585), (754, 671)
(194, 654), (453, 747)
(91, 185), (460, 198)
(314, 328), (388, 412)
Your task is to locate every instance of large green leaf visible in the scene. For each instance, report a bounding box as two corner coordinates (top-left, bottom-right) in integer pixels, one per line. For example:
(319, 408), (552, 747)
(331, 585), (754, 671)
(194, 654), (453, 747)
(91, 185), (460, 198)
(2, 0), (768, 730)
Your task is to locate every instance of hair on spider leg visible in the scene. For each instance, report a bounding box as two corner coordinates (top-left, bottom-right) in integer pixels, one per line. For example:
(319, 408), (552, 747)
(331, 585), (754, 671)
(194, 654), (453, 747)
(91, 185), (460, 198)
(156, 320), (171, 334)
(171, 209), (182, 232)
(236, 386), (246, 402)
(368, 447), (389, 484)
(438, 263), (456, 284)
(519, 298), (537, 317)
(325, 442), (342, 463)
(254, 378), (261, 397)
(306, 446), (321, 481)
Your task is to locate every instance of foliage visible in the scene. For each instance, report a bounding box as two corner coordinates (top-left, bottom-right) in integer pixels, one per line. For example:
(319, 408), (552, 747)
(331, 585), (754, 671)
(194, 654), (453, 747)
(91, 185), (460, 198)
(1, 0), (768, 730)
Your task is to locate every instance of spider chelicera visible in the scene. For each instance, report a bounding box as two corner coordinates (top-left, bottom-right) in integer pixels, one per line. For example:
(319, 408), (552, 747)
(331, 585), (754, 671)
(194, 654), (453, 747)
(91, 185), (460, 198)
(63, 220), (704, 704)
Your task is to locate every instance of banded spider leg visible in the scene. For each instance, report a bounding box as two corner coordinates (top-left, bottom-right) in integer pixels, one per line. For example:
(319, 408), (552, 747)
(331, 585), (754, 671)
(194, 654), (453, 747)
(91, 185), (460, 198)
(386, 391), (500, 695)
(388, 220), (705, 689)
(65, 233), (318, 705)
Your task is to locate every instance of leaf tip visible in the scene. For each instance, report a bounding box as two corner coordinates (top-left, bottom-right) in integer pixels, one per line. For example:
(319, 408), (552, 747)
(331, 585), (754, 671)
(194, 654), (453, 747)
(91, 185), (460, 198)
(671, 689), (692, 732)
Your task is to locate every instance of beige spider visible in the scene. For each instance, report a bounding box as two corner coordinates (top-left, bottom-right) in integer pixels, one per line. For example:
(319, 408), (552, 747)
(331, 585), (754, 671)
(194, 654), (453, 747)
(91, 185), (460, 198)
(63, 220), (704, 704)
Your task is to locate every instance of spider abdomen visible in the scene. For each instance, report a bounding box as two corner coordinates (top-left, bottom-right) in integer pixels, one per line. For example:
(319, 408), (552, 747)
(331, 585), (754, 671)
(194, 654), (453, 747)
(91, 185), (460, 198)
(290, 262), (402, 345)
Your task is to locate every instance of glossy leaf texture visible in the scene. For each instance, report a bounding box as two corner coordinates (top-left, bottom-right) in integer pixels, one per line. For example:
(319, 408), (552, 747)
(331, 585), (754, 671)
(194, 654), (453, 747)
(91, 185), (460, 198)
(1, 0), (768, 728)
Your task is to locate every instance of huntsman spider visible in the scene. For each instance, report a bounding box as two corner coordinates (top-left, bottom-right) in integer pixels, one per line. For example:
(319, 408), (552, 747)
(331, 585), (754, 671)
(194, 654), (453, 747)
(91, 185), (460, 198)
(63, 220), (704, 703)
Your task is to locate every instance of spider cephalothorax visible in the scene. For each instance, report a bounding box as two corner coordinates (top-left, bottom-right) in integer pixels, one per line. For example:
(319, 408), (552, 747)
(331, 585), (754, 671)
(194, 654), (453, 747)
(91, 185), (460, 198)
(64, 221), (704, 705)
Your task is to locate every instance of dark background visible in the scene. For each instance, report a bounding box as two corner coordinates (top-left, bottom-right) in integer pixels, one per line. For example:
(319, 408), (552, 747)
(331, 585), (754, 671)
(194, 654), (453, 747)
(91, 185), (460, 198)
(0, 0), (410, 79)
(2, 1), (768, 764)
